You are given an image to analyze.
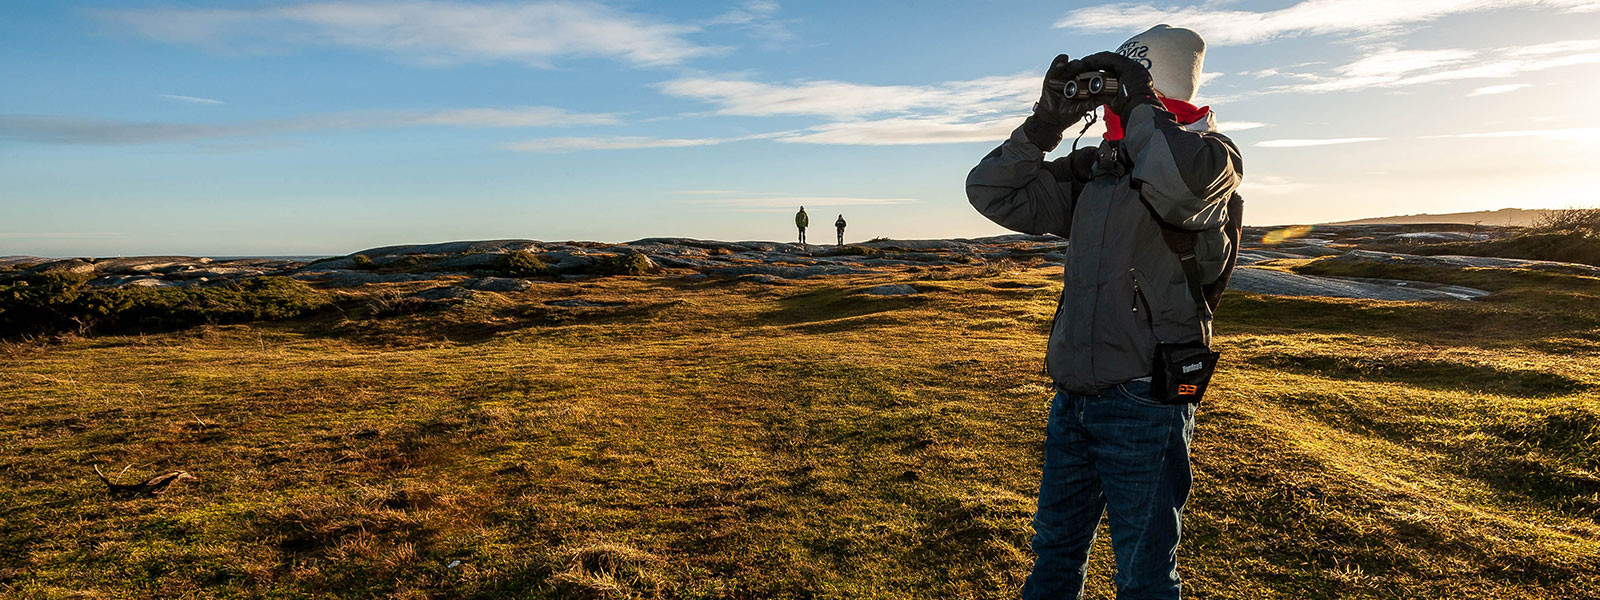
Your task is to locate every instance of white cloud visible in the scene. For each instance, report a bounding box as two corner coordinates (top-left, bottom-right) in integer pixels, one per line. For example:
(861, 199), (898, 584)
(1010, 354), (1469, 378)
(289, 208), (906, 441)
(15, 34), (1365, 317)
(1217, 121), (1269, 132)
(1467, 83), (1532, 96)
(777, 116), (1022, 146)
(659, 73), (1036, 119)
(158, 94), (224, 105)
(1257, 137), (1386, 147)
(1238, 175), (1310, 195)
(706, 0), (793, 42)
(1054, 0), (1600, 46)
(99, 1), (718, 67)
(652, 72), (1043, 147)
(1249, 39), (1600, 96)
(0, 105), (620, 145)
(1422, 127), (1600, 141)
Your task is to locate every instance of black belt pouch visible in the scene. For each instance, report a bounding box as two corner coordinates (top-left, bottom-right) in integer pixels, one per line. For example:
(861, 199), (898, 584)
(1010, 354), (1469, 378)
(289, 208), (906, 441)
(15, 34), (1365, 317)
(1151, 341), (1220, 404)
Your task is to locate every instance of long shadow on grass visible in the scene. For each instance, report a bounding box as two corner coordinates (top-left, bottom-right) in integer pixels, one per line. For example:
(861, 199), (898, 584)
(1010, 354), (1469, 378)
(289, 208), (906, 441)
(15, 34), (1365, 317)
(1220, 294), (1600, 348)
(1264, 388), (1600, 523)
(1185, 405), (1590, 597)
(1245, 353), (1589, 398)
(757, 285), (923, 328)
(304, 300), (684, 346)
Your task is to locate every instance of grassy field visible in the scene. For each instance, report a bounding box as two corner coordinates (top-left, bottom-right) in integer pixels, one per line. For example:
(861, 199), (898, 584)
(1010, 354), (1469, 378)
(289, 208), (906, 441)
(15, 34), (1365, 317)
(2, 259), (1598, 599)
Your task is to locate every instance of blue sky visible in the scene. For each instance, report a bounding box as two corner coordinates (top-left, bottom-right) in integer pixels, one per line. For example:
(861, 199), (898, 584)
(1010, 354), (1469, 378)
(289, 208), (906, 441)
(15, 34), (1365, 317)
(3, 0), (1599, 256)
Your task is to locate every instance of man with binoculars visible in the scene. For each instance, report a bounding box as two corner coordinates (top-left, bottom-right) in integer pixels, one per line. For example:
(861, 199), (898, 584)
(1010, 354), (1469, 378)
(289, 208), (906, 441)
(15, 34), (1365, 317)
(966, 25), (1244, 599)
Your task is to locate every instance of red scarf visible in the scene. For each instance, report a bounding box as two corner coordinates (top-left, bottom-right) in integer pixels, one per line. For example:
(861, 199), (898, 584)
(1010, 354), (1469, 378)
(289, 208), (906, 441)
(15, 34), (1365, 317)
(1102, 97), (1211, 140)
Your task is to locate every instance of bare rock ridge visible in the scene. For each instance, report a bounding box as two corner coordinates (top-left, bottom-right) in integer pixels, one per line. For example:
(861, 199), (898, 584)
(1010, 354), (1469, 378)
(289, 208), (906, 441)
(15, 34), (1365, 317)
(8, 224), (1592, 301)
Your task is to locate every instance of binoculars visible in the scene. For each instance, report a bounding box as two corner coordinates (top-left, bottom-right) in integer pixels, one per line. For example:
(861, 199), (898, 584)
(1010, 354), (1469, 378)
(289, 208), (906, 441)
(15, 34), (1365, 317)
(1063, 72), (1119, 99)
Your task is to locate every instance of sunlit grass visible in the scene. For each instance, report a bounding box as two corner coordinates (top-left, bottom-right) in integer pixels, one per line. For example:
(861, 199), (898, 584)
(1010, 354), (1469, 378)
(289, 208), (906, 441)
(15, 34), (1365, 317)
(1, 264), (1596, 598)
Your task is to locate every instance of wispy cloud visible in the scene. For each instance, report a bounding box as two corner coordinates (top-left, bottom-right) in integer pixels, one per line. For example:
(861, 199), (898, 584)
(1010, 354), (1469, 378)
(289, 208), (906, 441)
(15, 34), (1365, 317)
(1238, 175), (1310, 195)
(1243, 39), (1600, 96)
(1466, 83), (1531, 96)
(159, 93), (224, 105)
(98, 1), (719, 67)
(706, 0), (794, 43)
(1257, 137), (1386, 148)
(650, 72), (1038, 148)
(1055, 0), (1600, 46)
(1422, 127), (1600, 141)
(1217, 121), (1269, 132)
(777, 116), (1022, 146)
(659, 73), (1035, 119)
(0, 106), (620, 145)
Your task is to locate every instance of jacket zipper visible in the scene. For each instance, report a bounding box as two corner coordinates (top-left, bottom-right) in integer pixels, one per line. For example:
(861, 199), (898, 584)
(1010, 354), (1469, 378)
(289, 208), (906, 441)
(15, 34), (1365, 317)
(1130, 268), (1154, 327)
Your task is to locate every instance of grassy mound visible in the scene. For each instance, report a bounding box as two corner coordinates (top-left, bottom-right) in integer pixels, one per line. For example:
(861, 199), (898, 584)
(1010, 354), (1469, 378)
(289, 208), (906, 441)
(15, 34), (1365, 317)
(1401, 208), (1600, 267)
(0, 274), (331, 338)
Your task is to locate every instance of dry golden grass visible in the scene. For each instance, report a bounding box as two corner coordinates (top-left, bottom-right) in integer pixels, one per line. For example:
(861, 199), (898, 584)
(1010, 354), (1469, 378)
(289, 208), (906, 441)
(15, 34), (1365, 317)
(0, 261), (1597, 598)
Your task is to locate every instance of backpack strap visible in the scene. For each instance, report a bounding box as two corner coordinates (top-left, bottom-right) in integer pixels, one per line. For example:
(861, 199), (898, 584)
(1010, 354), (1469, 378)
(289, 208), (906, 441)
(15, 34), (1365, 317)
(1159, 229), (1209, 318)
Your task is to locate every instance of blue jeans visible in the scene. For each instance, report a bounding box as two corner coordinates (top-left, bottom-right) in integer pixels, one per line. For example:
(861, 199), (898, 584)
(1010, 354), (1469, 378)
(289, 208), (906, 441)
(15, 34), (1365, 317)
(1022, 380), (1197, 600)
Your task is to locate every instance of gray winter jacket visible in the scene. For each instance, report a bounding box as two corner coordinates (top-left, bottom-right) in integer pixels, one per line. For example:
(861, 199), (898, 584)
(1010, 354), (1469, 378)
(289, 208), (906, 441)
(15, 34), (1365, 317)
(967, 103), (1243, 394)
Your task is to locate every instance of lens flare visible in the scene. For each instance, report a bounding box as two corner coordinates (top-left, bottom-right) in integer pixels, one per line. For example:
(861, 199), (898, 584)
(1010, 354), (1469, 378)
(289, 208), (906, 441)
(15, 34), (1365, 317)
(1262, 225), (1313, 245)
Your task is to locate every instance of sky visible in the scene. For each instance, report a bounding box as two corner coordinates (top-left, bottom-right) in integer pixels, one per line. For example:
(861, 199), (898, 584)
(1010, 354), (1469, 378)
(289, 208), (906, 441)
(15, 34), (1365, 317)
(3, 0), (1599, 256)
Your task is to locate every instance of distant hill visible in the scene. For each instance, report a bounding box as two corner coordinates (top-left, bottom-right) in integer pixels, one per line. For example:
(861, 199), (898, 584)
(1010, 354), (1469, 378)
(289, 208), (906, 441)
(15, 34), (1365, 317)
(1326, 208), (1553, 227)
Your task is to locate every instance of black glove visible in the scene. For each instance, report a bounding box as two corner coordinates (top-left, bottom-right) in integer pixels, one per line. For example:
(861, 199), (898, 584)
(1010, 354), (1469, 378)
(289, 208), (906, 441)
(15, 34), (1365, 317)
(1024, 54), (1100, 152)
(1077, 51), (1161, 119)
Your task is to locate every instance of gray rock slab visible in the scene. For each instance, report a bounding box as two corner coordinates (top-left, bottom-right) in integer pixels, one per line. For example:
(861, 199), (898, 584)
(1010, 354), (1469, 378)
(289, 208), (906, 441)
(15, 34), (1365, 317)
(546, 299), (624, 307)
(91, 256), (211, 274)
(860, 239), (971, 251)
(1236, 249), (1308, 265)
(1228, 267), (1488, 301)
(293, 270), (435, 287)
(0, 256), (46, 269)
(125, 278), (177, 288)
(426, 253), (505, 271)
(709, 265), (866, 279)
(1330, 249), (1600, 276)
(165, 267), (267, 280)
(349, 239), (542, 258)
(1270, 245), (1345, 257)
(467, 277), (532, 292)
(732, 241), (804, 253)
(1393, 232), (1490, 242)
(736, 274), (789, 284)
(26, 259), (97, 276)
(963, 234), (1064, 244)
(649, 255), (730, 269)
(860, 284), (921, 296)
(411, 286), (484, 302)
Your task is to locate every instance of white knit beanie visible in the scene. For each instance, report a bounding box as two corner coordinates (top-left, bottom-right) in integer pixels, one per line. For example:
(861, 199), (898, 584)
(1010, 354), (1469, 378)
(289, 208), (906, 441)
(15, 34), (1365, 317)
(1115, 25), (1205, 102)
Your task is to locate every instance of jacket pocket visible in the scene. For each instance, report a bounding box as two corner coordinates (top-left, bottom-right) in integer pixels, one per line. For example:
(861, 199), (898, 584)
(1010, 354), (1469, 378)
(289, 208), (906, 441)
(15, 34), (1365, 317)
(1132, 266), (1203, 344)
(1129, 268), (1163, 344)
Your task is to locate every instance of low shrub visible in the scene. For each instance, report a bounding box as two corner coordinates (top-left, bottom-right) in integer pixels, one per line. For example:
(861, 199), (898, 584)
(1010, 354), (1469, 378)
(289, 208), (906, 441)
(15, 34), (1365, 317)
(589, 253), (656, 276)
(0, 275), (330, 338)
(1531, 208), (1600, 237)
(350, 254), (378, 270)
(498, 250), (550, 277)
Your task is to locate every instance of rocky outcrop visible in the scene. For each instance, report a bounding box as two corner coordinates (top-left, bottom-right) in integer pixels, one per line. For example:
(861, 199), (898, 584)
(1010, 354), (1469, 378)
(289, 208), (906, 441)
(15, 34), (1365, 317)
(1229, 268), (1490, 301)
(4, 224), (1581, 303)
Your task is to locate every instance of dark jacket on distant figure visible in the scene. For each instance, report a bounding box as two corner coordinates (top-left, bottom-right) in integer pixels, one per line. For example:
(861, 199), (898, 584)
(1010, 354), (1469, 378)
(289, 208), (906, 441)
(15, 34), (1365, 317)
(966, 103), (1242, 394)
(835, 216), (847, 229)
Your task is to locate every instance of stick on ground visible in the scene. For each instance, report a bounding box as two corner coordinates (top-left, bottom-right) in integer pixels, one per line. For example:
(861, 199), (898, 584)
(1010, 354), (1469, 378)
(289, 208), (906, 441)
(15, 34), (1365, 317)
(93, 464), (196, 497)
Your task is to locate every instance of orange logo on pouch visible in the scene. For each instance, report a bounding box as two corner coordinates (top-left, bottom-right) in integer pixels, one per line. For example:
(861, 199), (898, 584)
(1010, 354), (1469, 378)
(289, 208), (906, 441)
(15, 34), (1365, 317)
(1177, 384), (1198, 395)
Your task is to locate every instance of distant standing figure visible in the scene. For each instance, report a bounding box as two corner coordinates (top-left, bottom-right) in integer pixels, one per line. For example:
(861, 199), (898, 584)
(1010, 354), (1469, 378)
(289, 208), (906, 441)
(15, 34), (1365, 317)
(835, 214), (847, 246)
(795, 206), (809, 246)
